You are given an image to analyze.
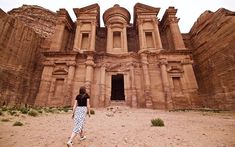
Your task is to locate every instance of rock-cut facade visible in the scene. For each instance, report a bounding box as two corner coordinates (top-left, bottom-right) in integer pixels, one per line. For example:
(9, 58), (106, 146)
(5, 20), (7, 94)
(0, 3), (234, 110)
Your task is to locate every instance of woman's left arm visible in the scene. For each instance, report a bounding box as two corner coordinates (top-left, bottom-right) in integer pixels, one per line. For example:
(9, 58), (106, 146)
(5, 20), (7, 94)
(87, 99), (91, 117)
(72, 100), (77, 119)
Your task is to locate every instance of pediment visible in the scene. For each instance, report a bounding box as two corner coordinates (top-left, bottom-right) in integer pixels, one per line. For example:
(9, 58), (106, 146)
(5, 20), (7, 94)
(73, 4), (100, 17)
(134, 3), (160, 15)
(167, 66), (183, 73)
(52, 67), (68, 75)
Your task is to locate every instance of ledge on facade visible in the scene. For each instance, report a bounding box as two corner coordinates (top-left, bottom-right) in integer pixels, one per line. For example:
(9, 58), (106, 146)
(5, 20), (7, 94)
(95, 51), (139, 58)
(160, 49), (192, 55)
(42, 51), (78, 57)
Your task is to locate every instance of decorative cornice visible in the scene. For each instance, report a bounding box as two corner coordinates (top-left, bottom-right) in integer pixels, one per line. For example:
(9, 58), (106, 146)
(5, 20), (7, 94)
(57, 9), (74, 30)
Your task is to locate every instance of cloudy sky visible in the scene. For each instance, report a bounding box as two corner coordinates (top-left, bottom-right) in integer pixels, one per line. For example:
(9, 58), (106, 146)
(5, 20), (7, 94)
(0, 0), (234, 33)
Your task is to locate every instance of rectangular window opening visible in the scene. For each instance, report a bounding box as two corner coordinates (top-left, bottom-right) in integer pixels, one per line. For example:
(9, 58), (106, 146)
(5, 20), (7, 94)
(113, 31), (121, 48)
(145, 32), (154, 48)
(81, 33), (89, 49)
(54, 79), (64, 97)
(172, 77), (182, 92)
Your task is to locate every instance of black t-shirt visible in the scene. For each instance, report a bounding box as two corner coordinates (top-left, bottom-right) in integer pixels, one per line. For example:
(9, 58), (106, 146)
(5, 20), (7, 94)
(76, 93), (90, 106)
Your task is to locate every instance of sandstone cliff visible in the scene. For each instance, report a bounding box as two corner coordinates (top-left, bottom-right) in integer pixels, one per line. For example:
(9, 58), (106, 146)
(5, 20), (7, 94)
(8, 5), (58, 38)
(0, 9), (44, 106)
(190, 8), (235, 110)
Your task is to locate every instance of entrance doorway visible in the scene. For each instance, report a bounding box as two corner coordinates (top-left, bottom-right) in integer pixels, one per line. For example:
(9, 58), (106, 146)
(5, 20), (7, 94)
(111, 74), (125, 100)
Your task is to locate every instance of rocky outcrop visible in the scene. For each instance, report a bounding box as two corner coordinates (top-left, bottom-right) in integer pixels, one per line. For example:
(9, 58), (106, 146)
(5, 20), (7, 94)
(8, 5), (58, 38)
(0, 11), (44, 106)
(190, 8), (235, 110)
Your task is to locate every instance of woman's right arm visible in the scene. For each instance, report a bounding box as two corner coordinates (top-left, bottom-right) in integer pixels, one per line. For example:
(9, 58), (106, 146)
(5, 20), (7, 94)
(72, 100), (77, 119)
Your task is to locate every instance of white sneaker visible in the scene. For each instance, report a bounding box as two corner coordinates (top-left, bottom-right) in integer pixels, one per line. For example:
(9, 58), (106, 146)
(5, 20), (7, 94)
(80, 136), (86, 141)
(67, 140), (73, 147)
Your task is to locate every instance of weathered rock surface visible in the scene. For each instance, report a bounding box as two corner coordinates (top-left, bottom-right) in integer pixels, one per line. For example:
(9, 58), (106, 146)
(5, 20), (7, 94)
(0, 4), (234, 110)
(8, 5), (58, 38)
(189, 8), (235, 110)
(0, 9), (44, 105)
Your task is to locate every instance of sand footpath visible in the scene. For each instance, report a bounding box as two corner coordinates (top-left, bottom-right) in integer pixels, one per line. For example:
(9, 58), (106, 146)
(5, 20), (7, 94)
(0, 106), (235, 147)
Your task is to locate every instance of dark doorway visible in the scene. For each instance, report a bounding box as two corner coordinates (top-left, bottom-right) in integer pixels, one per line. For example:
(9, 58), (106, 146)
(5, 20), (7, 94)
(111, 74), (125, 100)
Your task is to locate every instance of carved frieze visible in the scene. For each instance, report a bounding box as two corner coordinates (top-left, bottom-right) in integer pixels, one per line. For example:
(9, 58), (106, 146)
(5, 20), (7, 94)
(105, 62), (140, 72)
(52, 64), (68, 75)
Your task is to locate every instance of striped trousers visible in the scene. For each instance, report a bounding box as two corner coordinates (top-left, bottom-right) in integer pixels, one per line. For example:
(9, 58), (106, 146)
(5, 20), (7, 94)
(72, 106), (87, 134)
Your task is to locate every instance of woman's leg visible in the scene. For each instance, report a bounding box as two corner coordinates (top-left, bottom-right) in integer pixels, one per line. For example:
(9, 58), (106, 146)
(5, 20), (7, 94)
(69, 132), (77, 142)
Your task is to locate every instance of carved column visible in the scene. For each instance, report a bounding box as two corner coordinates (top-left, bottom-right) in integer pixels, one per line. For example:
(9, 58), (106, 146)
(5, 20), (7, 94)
(153, 18), (163, 49)
(130, 63), (137, 107)
(66, 61), (76, 105)
(50, 22), (65, 51)
(181, 58), (198, 90)
(137, 19), (145, 50)
(73, 21), (81, 50)
(168, 18), (186, 50)
(159, 59), (173, 109)
(35, 62), (54, 106)
(106, 25), (112, 53)
(90, 21), (96, 51)
(85, 55), (95, 95)
(99, 64), (106, 107)
(140, 53), (152, 108)
(123, 24), (128, 52)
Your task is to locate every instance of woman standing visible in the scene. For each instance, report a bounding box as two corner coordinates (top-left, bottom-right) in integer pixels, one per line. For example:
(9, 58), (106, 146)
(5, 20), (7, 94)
(67, 86), (90, 146)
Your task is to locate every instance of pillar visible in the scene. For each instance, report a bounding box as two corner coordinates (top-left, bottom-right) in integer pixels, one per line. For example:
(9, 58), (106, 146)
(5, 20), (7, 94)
(168, 18), (186, 50)
(90, 21), (96, 51)
(130, 64), (137, 107)
(99, 64), (106, 107)
(106, 25), (112, 53)
(159, 59), (173, 109)
(138, 20), (146, 50)
(50, 24), (65, 51)
(140, 53), (152, 108)
(85, 55), (95, 95)
(181, 58), (198, 90)
(123, 24), (128, 52)
(153, 19), (163, 49)
(73, 21), (81, 50)
(66, 62), (76, 105)
(35, 62), (54, 106)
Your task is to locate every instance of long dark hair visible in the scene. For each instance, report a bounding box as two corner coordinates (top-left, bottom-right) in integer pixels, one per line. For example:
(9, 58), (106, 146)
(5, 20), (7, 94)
(79, 86), (86, 95)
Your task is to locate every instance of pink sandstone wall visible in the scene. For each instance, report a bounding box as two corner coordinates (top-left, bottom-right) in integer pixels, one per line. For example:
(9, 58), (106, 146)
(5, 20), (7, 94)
(0, 9), (44, 106)
(189, 8), (235, 110)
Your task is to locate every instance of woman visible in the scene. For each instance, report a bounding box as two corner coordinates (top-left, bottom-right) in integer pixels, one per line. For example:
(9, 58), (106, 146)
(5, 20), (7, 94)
(67, 86), (90, 146)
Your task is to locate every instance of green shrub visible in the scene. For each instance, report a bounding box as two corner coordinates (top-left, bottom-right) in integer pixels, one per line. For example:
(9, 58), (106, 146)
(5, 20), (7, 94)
(37, 110), (43, 114)
(13, 121), (23, 126)
(19, 107), (29, 114)
(63, 107), (69, 112)
(1, 106), (8, 111)
(1, 118), (10, 122)
(28, 110), (38, 117)
(8, 110), (17, 116)
(44, 108), (55, 113)
(151, 118), (164, 127)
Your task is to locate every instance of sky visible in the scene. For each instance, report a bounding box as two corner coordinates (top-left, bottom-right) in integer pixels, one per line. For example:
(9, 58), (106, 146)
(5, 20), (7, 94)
(0, 0), (234, 33)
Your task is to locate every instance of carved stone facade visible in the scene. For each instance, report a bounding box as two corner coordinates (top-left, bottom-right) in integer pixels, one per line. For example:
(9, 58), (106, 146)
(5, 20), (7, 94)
(33, 3), (199, 109)
(0, 3), (234, 110)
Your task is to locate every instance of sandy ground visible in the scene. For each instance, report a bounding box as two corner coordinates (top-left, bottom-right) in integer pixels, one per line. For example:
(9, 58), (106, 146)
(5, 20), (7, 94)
(0, 106), (235, 147)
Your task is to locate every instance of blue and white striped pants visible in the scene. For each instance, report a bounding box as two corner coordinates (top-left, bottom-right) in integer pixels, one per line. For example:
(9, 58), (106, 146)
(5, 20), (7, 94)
(72, 106), (87, 134)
